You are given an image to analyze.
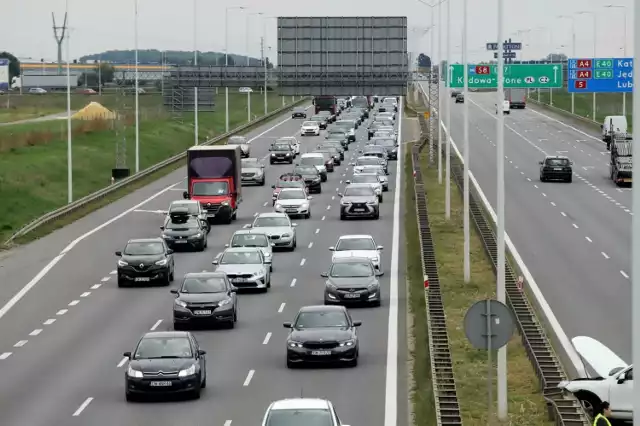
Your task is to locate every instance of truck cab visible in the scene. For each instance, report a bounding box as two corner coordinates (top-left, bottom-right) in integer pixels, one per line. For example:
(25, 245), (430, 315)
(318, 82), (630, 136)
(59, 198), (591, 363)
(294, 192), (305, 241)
(183, 145), (243, 224)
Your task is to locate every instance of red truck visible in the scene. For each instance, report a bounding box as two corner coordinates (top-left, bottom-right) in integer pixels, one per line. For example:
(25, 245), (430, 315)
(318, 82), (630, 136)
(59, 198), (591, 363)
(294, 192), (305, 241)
(183, 145), (242, 224)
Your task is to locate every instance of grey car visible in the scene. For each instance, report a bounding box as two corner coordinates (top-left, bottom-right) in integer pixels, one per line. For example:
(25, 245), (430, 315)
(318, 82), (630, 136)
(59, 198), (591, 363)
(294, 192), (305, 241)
(225, 229), (274, 271)
(241, 158), (266, 186)
(339, 184), (380, 220)
(228, 135), (251, 158)
(160, 216), (208, 251)
(322, 257), (382, 306)
(250, 212), (298, 250)
(212, 247), (271, 290)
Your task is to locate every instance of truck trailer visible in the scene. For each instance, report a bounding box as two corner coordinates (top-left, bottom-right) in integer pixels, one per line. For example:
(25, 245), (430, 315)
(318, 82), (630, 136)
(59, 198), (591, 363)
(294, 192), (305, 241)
(610, 132), (632, 186)
(183, 145), (243, 224)
(11, 74), (79, 91)
(505, 88), (526, 109)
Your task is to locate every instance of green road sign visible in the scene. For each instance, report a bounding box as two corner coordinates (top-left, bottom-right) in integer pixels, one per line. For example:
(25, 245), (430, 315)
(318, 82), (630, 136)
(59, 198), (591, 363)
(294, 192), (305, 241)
(447, 64), (563, 89)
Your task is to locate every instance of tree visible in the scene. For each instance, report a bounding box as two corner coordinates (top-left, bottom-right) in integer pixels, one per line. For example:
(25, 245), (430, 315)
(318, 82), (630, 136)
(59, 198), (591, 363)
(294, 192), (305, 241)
(95, 63), (115, 84)
(417, 53), (431, 68)
(544, 52), (567, 62)
(0, 51), (20, 81)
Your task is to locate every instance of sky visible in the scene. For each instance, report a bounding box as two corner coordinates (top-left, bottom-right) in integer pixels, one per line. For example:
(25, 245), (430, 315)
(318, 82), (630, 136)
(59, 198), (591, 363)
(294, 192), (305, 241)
(3, 0), (633, 64)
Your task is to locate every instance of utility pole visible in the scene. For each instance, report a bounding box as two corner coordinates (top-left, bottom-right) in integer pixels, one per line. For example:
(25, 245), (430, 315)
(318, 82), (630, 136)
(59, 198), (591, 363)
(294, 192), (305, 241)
(52, 12), (68, 75)
(261, 36), (267, 115)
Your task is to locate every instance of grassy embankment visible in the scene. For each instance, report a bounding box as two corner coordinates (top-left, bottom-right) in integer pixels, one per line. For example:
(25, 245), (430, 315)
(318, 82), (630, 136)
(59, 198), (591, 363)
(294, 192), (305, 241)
(0, 92), (296, 246)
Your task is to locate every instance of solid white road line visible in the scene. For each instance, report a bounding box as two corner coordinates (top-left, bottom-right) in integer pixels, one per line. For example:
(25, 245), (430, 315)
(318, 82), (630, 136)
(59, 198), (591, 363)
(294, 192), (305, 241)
(29, 329), (42, 336)
(262, 332), (272, 345)
(56, 309), (68, 316)
(14, 340), (27, 347)
(117, 357), (128, 368)
(43, 318), (56, 325)
(300, 258), (306, 266)
(150, 320), (163, 331)
(278, 303), (286, 313)
(290, 278), (297, 287)
(72, 397), (94, 416)
(0, 352), (11, 360)
(243, 370), (255, 386)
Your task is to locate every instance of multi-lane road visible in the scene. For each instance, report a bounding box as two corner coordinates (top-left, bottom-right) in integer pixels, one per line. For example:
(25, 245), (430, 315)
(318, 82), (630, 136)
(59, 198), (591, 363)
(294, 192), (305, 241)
(423, 81), (632, 363)
(0, 103), (409, 425)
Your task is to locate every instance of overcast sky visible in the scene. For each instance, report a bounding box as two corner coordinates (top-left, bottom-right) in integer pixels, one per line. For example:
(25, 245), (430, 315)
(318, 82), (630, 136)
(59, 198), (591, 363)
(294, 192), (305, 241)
(4, 0), (633, 63)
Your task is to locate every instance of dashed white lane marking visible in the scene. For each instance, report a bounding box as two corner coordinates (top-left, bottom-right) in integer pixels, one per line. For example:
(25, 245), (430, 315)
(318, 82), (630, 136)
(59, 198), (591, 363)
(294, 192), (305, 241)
(602, 252), (610, 259)
(332, 195), (335, 200)
(278, 303), (286, 313)
(534, 184), (539, 189)
(550, 202), (556, 206)
(0, 352), (11, 360)
(526, 177), (531, 181)
(150, 320), (163, 331)
(109, 270), (117, 275)
(80, 292), (91, 298)
(300, 258), (306, 266)
(585, 236), (592, 243)
(243, 370), (255, 386)
(561, 212), (567, 217)
(315, 228), (320, 234)
(339, 180), (343, 184)
(308, 242), (314, 248)
(100, 277), (110, 282)
(253, 212), (259, 217)
(620, 270), (629, 279)
(68, 300), (80, 306)
(243, 224), (251, 229)
(321, 216), (326, 221)
(43, 319), (56, 325)
(14, 340), (27, 347)
(56, 309), (68, 316)
(262, 332), (272, 345)
(117, 357), (128, 368)
(326, 205), (331, 210)
(572, 223), (579, 229)
(29, 329), (42, 336)
(224, 421), (232, 426)
(72, 397), (94, 416)
(290, 278), (297, 287)
(263, 201), (269, 207)
(541, 193), (547, 197)
(90, 284), (101, 290)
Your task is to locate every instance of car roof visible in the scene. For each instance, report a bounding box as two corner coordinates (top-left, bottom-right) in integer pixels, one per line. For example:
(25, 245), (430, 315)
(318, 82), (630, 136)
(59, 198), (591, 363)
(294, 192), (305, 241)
(345, 183), (375, 189)
(279, 187), (306, 193)
(127, 238), (164, 244)
(299, 304), (347, 313)
(364, 146), (385, 150)
(183, 271), (227, 279)
(338, 234), (374, 240)
(270, 398), (331, 411)
(256, 212), (289, 218)
(170, 200), (198, 205)
(545, 155), (569, 160)
(233, 229), (268, 236)
(301, 152), (324, 157)
(142, 331), (190, 339)
(332, 256), (374, 264)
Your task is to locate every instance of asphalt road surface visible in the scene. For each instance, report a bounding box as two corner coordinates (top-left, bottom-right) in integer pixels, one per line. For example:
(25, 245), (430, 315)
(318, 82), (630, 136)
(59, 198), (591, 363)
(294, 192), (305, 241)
(0, 102), (408, 426)
(427, 85), (631, 363)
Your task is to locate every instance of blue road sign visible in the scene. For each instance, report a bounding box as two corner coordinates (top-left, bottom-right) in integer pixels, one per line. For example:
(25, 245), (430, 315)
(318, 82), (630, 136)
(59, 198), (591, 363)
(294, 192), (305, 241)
(486, 42), (522, 51)
(567, 57), (633, 93)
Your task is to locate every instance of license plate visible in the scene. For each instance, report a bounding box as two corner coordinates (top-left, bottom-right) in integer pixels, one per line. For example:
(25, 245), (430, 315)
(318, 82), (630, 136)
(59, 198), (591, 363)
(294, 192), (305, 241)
(554, 167), (562, 171)
(286, 209), (298, 213)
(150, 381), (172, 387)
(354, 208), (365, 212)
(174, 240), (187, 244)
(311, 350), (332, 356)
(135, 277), (150, 282)
(193, 310), (212, 315)
(207, 213), (216, 217)
(344, 293), (360, 298)
(231, 278), (247, 283)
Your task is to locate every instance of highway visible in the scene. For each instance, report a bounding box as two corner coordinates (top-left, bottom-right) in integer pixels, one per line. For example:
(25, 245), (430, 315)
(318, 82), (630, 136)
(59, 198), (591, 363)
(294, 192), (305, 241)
(424, 83), (632, 362)
(0, 102), (408, 425)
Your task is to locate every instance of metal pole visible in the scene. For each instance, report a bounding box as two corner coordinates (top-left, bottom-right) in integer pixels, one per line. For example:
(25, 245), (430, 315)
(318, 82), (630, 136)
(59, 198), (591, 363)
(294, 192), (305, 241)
(622, 8), (627, 117)
(437, 0), (443, 184)
(496, 0), (507, 418)
(632, 0), (640, 419)
(263, 20), (268, 115)
(225, 8), (230, 133)
(134, 0), (140, 173)
(445, 0), (451, 219)
(246, 14), (251, 122)
(571, 20), (575, 115)
(98, 57), (102, 96)
(592, 16), (597, 122)
(193, 0), (199, 145)
(65, 0), (72, 204)
(429, 9), (435, 165)
(486, 299), (493, 423)
(462, 0), (470, 283)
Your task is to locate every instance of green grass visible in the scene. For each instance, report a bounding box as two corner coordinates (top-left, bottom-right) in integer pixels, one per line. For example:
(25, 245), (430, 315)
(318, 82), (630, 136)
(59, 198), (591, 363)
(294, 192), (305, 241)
(404, 146), (437, 425)
(530, 88), (631, 125)
(0, 92), (295, 245)
(419, 154), (553, 425)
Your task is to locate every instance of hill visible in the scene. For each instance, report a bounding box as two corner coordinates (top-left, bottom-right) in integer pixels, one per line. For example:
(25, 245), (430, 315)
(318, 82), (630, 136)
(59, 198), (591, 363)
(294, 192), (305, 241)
(79, 49), (264, 67)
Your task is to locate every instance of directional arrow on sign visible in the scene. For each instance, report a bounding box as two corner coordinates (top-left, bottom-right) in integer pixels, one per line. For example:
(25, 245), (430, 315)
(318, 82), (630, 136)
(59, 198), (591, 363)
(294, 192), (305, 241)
(553, 65), (558, 83)
(448, 65), (454, 86)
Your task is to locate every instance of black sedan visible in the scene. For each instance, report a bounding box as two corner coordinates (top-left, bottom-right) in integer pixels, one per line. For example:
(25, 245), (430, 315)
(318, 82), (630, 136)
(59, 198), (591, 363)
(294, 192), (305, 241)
(284, 305), (361, 368)
(171, 272), (238, 329)
(116, 238), (175, 287)
(322, 257), (382, 306)
(292, 107), (307, 119)
(123, 331), (206, 401)
(293, 166), (322, 194)
(539, 155), (573, 183)
(160, 215), (208, 251)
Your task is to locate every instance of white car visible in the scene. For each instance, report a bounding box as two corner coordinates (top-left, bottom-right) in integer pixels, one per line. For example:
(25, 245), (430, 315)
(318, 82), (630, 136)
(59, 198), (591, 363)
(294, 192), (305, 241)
(558, 336), (632, 421)
(224, 229), (274, 271)
(352, 156), (388, 174)
(301, 121), (321, 136)
(329, 234), (383, 273)
(250, 212), (297, 250)
(496, 100), (510, 114)
(346, 173), (384, 201)
(356, 165), (389, 190)
(277, 136), (300, 155)
(261, 398), (350, 426)
(273, 187), (313, 219)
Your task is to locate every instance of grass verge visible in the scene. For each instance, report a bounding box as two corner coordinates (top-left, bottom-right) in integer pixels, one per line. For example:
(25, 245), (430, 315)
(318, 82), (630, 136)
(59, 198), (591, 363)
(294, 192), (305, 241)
(1, 95), (304, 247)
(419, 153), (553, 425)
(404, 145), (437, 425)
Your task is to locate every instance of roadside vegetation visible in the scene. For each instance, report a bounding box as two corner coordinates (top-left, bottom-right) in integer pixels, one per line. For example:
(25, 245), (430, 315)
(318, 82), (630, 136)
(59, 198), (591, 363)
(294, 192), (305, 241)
(530, 88), (631, 125)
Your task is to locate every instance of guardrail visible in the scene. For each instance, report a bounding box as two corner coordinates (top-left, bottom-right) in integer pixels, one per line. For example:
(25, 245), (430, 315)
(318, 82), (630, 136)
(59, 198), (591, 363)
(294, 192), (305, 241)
(413, 116), (462, 425)
(414, 83), (591, 425)
(4, 98), (309, 246)
(526, 92), (600, 129)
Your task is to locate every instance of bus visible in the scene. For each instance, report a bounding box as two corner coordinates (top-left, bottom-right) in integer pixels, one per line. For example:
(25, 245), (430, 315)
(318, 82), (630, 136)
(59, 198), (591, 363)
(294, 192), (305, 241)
(313, 96), (338, 115)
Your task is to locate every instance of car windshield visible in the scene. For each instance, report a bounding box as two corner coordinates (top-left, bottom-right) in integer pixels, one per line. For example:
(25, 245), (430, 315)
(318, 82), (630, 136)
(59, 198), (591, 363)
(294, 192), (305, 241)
(278, 190), (307, 200)
(166, 217), (200, 230)
(362, 166), (384, 174)
(294, 311), (349, 328)
(352, 175), (379, 184)
(344, 186), (375, 197)
(231, 233), (269, 248)
(357, 158), (381, 165)
(265, 409), (333, 426)
(336, 237), (376, 251)
(181, 276), (227, 293)
(546, 158), (569, 166)
(310, 116), (324, 121)
(124, 242), (164, 255)
(242, 159), (261, 167)
(169, 202), (199, 214)
(303, 121), (316, 127)
(227, 137), (246, 145)
(272, 145), (292, 152)
(301, 157), (324, 166)
(364, 151), (384, 158)
(330, 261), (374, 277)
(254, 217), (291, 227)
(327, 130), (345, 136)
(192, 181), (229, 196)
(335, 121), (353, 128)
(220, 251), (262, 264)
(277, 138), (296, 144)
(294, 167), (318, 175)
(134, 337), (192, 359)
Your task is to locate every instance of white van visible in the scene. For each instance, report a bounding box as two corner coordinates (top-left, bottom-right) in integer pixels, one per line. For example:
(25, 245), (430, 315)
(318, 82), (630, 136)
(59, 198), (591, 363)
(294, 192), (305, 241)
(495, 100), (510, 114)
(602, 115), (628, 143)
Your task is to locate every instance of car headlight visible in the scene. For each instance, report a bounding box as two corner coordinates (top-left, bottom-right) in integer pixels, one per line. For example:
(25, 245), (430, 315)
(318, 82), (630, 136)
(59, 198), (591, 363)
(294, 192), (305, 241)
(367, 283), (379, 291)
(326, 282), (337, 291)
(282, 233), (291, 238)
(285, 153), (290, 156)
(127, 365), (143, 378)
(275, 203), (283, 209)
(178, 364), (196, 377)
(118, 259), (128, 267)
(191, 233), (202, 238)
(253, 270), (266, 279)
(264, 251), (272, 257)
(218, 299), (231, 306)
(271, 153), (276, 157)
(174, 299), (187, 308)
(155, 259), (168, 266)
(161, 233), (168, 238)
(221, 200), (230, 206)
(339, 339), (356, 347)
(366, 201), (377, 205)
(341, 200), (351, 206)
(301, 202), (309, 209)
(288, 341), (303, 348)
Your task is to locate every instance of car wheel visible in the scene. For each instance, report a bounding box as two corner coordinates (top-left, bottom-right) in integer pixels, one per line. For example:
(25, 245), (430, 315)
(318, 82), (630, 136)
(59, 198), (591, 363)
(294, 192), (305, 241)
(316, 187), (322, 194)
(567, 176), (572, 183)
(201, 373), (207, 389)
(374, 212), (380, 219)
(340, 214), (346, 220)
(379, 195), (383, 203)
(260, 179), (265, 186)
(163, 274), (171, 286)
(197, 243), (205, 252)
(191, 386), (201, 400)
(305, 212), (311, 219)
(173, 322), (182, 331)
(540, 175), (546, 182)
(286, 358), (296, 369)
(289, 159), (293, 164)
(169, 270), (175, 281)
(125, 392), (136, 402)
(270, 160), (274, 165)
(270, 264), (273, 272)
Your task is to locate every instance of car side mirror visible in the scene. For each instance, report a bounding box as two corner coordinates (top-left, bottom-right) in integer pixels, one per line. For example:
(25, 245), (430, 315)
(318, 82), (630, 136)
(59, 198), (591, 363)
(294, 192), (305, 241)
(377, 245), (384, 250)
(353, 321), (362, 327)
(160, 226), (165, 231)
(115, 251), (122, 256)
(375, 270), (383, 276)
(224, 243), (229, 248)
(307, 196), (313, 200)
(170, 289), (178, 294)
(264, 258), (272, 264)
(212, 259), (219, 265)
(600, 124), (604, 129)
(292, 223), (298, 227)
(329, 246), (335, 251)
(283, 322), (292, 328)
(166, 249), (174, 254)
(198, 349), (207, 356)
(183, 191), (189, 199)
(123, 351), (132, 358)
(538, 161), (543, 165)
(338, 193), (343, 197)
(345, 180), (351, 184)
(230, 286), (238, 293)
(320, 272), (329, 277)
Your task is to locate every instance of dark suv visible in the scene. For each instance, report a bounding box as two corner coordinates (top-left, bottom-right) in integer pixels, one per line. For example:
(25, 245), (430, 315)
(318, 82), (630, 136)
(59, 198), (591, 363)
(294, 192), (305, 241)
(539, 156), (573, 183)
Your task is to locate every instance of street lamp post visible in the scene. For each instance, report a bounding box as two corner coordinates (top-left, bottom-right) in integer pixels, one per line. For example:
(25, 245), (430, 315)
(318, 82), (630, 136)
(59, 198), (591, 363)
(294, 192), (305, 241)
(193, 0), (199, 145)
(462, 0), (469, 283)
(631, 0), (640, 418)
(437, 0), (443, 184)
(444, 0), (451, 220)
(65, 0), (72, 203)
(134, 0), (140, 173)
(246, 12), (263, 122)
(225, 6), (246, 133)
(605, 4), (627, 116)
(557, 15), (576, 114)
(577, 11), (597, 121)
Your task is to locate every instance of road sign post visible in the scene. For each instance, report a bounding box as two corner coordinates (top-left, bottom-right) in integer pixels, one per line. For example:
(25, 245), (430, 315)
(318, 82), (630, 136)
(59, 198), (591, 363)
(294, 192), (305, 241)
(567, 57), (633, 93)
(447, 64), (563, 89)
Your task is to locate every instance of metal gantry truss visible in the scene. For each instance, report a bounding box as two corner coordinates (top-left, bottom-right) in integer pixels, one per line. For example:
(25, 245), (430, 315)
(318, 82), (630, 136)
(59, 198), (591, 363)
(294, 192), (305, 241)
(427, 70), (439, 164)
